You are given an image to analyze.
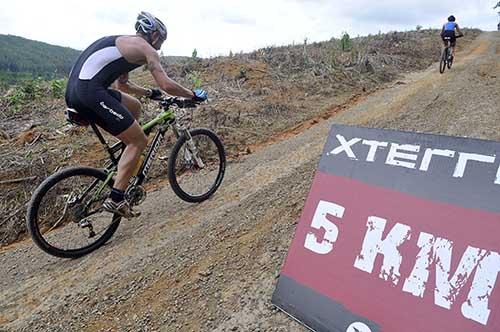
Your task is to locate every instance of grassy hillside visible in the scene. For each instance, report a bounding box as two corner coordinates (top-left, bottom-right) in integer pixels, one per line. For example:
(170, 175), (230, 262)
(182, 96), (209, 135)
(0, 34), (81, 84)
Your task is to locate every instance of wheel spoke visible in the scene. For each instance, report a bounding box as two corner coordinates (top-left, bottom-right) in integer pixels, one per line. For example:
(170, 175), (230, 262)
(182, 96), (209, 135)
(47, 201), (69, 233)
(27, 167), (121, 258)
(168, 129), (225, 202)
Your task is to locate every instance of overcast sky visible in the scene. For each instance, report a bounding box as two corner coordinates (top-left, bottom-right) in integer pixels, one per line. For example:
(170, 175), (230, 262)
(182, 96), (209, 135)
(0, 0), (498, 57)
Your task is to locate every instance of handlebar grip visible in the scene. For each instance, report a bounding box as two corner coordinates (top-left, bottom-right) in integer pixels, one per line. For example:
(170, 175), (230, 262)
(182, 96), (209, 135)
(178, 99), (199, 108)
(159, 97), (200, 109)
(150, 96), (164, 101)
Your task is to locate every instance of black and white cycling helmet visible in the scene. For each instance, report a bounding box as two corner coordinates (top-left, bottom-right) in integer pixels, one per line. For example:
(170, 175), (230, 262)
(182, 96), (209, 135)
(135, 11), (167, 41)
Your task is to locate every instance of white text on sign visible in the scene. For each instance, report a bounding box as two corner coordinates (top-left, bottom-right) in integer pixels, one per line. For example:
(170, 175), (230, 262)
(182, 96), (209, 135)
(304, 199), (500, 326)
(327, 134), (500, 185)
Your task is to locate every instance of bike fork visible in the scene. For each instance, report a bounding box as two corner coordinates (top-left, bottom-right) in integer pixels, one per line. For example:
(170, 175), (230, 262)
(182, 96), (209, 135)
(179, 129), (205, 168)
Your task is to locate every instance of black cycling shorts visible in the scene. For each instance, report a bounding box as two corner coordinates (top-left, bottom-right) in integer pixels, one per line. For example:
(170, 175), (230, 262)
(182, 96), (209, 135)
(65, 81), (135, 136)
(442, 30), (457, 47)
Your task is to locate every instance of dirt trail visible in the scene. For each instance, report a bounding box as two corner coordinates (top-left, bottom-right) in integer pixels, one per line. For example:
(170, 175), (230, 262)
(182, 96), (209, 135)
(0, 32), (499, 332)
(334, 33), (500, 139)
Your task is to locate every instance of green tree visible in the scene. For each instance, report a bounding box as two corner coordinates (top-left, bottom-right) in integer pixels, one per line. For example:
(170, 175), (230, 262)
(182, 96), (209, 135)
(50, 78), (66, 98)
(416, 25), (423, 31)
(22, 78), (44, 100)
(187, 71), (202, 89)
(0, 34), (81, 84)
(340, 32), (352, 52)
(192, 48), (198, 59)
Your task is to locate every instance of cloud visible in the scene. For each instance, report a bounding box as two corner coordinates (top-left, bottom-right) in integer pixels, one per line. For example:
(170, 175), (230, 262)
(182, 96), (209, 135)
(197, 4), (258, 26)
(286, 0), (497, 29)
(95, 9), (134, 26)
(1, 0), (498, 58)
(0, 11), (13, 29)
(221, 14), (257, 26)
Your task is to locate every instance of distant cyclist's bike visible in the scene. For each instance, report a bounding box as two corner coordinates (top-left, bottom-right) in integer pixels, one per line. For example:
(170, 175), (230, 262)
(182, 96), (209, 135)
(439, 34), (463, 74)
(27, 97), (226, 258)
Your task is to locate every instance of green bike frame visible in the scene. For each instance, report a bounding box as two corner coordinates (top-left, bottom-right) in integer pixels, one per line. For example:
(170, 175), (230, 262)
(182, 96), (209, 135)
(88, 108), (178, 201)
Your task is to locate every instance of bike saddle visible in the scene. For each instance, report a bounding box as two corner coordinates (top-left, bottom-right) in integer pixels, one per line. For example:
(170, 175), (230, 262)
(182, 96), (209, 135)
(65, 108), (90, 127)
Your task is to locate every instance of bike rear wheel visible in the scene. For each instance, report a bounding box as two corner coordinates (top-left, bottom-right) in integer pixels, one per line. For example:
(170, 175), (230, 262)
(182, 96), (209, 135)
(168, 128), (226, 203)
(26, 167), (121, 258)
(447, 53), (453, 69)
(439, 48), (448, 74)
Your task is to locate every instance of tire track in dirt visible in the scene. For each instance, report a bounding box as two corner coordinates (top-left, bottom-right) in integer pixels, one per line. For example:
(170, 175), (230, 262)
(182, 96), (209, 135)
(333, 32), (499, 138)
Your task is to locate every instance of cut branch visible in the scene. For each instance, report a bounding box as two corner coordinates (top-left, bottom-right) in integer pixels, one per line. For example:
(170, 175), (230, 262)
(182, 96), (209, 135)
(0, 176), (37, 185)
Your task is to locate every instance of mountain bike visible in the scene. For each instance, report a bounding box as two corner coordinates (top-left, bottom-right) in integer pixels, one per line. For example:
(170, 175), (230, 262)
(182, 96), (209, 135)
(26, 97), (226, 258)
(439, 34), (463, 74)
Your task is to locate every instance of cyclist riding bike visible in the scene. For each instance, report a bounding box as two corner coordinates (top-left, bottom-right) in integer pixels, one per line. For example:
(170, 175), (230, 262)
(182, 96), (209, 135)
(440, 15), (463, 60)
(65, 11), (208, 219)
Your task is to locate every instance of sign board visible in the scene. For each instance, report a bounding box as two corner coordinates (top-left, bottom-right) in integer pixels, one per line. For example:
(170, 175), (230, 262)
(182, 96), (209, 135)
(272, 124), (500, 332)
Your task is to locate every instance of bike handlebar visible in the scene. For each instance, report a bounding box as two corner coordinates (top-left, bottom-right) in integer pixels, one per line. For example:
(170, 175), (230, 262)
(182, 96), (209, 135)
(154, 96), (201, 109)
(443, 34), (464, 41)
(442, 32), (464, 38)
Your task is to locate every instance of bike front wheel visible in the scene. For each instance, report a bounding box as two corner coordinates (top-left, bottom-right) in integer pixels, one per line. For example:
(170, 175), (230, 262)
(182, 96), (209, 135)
(168, 128), (226, 203)
(26, 167), (121, 258)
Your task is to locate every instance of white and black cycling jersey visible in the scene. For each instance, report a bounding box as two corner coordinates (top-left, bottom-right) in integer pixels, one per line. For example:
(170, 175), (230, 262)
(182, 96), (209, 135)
(65, 35), (141, 136)
(68, 35), (141, 88)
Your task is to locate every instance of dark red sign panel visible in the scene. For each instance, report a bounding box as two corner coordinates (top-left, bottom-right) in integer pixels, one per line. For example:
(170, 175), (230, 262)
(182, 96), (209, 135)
(272, 125), (500, 332)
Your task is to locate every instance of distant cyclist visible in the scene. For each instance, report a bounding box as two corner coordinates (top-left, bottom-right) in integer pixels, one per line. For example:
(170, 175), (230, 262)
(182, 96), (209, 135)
(65, 11), (208, 218)
(440, 15), (463, 60)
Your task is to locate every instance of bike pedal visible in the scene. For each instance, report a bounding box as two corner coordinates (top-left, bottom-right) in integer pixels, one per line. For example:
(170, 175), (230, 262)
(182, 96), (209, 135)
(79, 219), (91, 228)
